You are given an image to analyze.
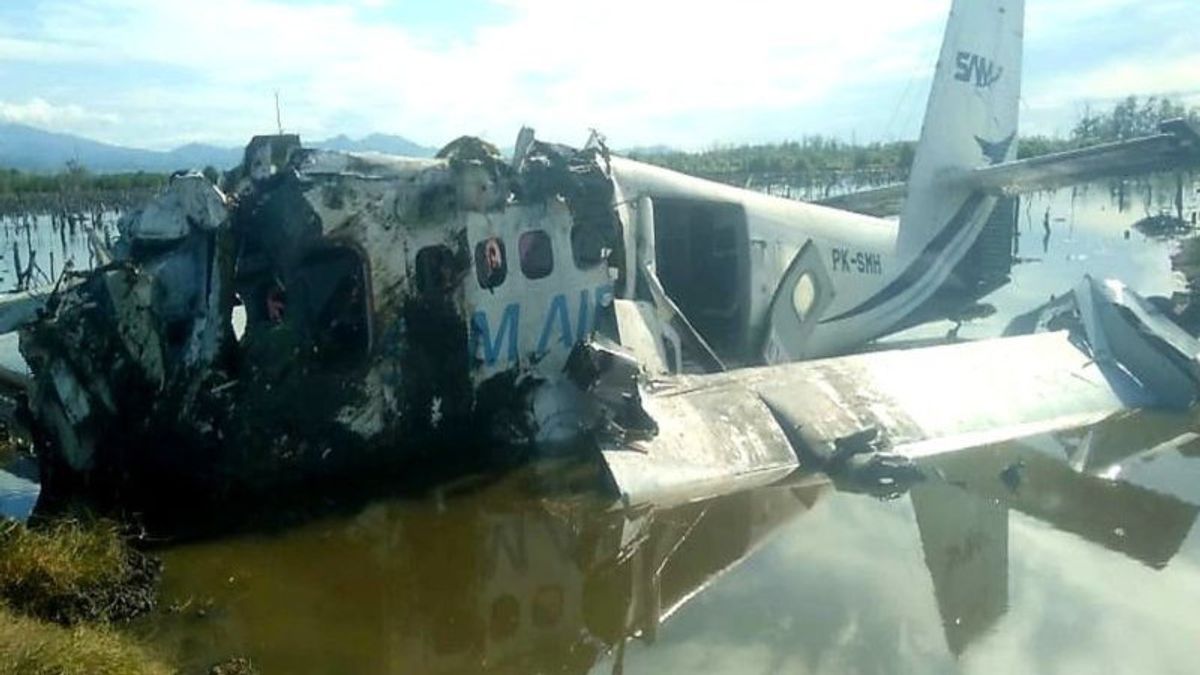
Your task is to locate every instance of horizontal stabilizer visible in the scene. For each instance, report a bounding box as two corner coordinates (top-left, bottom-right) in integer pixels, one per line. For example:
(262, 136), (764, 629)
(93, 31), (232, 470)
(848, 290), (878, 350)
(817, 119), (1200, 217)
(966, 118), (1200, 196)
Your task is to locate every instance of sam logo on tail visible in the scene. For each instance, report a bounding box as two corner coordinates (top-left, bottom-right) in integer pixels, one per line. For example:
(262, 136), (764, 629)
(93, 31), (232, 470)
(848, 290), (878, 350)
(954, 51), (1004, 88)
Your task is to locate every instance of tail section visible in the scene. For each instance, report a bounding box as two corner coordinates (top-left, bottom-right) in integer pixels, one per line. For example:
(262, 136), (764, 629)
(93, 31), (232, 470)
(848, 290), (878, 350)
(897, 0), (1024, 259)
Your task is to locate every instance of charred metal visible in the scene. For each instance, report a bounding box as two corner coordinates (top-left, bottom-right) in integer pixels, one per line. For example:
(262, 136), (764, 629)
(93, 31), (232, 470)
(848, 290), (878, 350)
(18, 132), (631, 503)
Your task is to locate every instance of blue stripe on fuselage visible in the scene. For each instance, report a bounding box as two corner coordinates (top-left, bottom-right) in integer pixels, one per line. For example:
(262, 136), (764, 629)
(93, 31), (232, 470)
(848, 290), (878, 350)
(819, 193), (987, 325)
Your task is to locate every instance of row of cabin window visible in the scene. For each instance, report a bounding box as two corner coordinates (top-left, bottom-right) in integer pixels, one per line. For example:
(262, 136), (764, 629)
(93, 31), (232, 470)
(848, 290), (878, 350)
(474, 231), (551, 290)
(475, 225), (607, 290)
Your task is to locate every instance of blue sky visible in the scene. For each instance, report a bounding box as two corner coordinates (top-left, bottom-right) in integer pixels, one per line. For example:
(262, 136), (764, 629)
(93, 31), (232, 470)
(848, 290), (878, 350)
(1, 0), (1197, 151)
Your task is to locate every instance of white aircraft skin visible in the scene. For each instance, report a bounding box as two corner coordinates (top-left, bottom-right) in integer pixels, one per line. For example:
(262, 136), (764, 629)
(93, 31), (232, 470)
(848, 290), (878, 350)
(596, 0), (1023, 364)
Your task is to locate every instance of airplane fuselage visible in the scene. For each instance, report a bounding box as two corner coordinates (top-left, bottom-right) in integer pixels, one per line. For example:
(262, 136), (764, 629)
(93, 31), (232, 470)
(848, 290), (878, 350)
(15, 0), (1031, 501)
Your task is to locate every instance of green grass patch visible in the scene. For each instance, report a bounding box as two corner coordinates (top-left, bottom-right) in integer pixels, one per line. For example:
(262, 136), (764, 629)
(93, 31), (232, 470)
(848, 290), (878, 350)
(0, 519), (159, 625)
(0, 604), (172, 675)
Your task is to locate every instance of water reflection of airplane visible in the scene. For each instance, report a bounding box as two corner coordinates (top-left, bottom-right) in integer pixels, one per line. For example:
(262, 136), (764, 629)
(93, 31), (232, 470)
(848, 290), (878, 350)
(152, 475), (827, 674)
(152, 409), (1200, 672)
(910, 409), (1200, 655)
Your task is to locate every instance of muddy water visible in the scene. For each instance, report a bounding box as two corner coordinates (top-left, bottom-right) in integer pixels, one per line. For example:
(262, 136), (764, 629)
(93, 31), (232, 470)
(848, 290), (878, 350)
(33, 181), (1200, 672)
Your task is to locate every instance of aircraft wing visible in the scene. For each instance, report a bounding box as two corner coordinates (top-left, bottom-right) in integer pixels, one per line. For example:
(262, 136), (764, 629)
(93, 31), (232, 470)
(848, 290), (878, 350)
(814, 182), (907, 217)
(816, 119), (1200, 217)
(600, 279), (1200, 508)
(602, 331), (1134, 509)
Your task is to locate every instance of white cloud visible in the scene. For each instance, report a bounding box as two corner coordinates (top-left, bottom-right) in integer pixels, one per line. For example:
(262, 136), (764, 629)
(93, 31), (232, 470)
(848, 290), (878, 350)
(0, 0), (950, 147)
(1, 0), (1197, 149)
(1031, 54), (1200, 109)
(0, 97), (119, 126)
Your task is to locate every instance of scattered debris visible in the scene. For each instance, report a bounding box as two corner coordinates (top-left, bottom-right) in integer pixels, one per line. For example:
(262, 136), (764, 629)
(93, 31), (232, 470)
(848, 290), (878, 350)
(208, 657), (260, 675)
(1133, 213), (1192, 239)
(1005, 276), (1200, 409)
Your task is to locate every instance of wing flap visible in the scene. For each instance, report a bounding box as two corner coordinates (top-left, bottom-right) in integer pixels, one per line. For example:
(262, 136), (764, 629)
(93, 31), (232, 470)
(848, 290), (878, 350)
(600, 384), (800, 510)
(746, 331), (1134, 460)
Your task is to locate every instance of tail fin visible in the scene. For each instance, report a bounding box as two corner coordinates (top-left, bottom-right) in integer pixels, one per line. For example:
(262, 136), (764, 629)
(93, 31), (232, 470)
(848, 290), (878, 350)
(897, 0), (1024, 259)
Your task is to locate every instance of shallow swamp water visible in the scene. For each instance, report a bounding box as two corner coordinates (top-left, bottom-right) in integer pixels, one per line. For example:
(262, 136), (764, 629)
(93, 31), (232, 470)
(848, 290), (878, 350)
(8, 181), (1200, 673)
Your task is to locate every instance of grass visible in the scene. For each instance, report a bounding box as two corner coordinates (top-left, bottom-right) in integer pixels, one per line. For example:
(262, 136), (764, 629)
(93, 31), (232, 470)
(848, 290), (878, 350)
(0, 518), (159, 626)
(0, 604), (172, 675)
(0, 520), (174, 674)
(0, 519), (127, 617)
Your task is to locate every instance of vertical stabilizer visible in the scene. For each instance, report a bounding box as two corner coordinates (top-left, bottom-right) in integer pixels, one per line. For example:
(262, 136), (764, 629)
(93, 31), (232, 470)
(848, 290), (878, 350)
(897, 0), (1024, 259)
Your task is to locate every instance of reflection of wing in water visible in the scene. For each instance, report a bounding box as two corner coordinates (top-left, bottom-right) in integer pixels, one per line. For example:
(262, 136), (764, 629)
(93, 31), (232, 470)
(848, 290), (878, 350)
(911, 481), (1008, 657)
(149, 470), (825, 674)
(1055, 410), (1200, 477)
(924, 442), (1199, 570)
(909, 410), (1200, 657)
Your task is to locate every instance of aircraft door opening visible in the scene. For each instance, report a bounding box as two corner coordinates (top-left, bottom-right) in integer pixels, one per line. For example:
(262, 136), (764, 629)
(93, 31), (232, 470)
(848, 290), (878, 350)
(762, 240), (835, 364)
(652, 198), (750, 358)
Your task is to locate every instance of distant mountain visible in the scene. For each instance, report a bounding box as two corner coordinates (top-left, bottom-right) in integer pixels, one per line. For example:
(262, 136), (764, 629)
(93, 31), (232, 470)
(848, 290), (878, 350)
(163, 142), (243, 172)
(0, 123), (438, 173)
(311, 133), (437, 158)
(0, 122), (172, 173)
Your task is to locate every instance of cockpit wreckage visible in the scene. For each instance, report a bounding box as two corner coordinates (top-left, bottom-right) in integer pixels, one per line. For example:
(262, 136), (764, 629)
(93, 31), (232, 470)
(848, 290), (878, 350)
(23, 134), (646, 501)
(7, 0), (1200, 511)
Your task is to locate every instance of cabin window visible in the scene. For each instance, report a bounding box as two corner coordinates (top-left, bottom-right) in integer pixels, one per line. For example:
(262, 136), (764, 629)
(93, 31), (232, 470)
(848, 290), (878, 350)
(571, 223), (607, 269)
(519, 230), (554, 280)
(489, 594), (520, 640)
(792, 272), (817, 322)
(532, 586), (563, 627)
(415, 244), (458, 295)
(292, 246), (370, 366)
(475, 236), (507, 289)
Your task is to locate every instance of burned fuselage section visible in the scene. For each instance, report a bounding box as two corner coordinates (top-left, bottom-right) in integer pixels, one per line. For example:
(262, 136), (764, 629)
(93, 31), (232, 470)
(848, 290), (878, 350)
(20, 134), (631, 498)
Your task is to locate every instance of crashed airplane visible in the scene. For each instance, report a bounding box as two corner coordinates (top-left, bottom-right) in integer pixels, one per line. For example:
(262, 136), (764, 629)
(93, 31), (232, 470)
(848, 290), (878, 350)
(7, 0), (1200, 508)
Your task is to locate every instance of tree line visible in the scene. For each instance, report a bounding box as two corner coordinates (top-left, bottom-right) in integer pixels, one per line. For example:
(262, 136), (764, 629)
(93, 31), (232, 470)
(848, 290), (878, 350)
(629, 96), (1200, 186)
(0, 160), (168, 197)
